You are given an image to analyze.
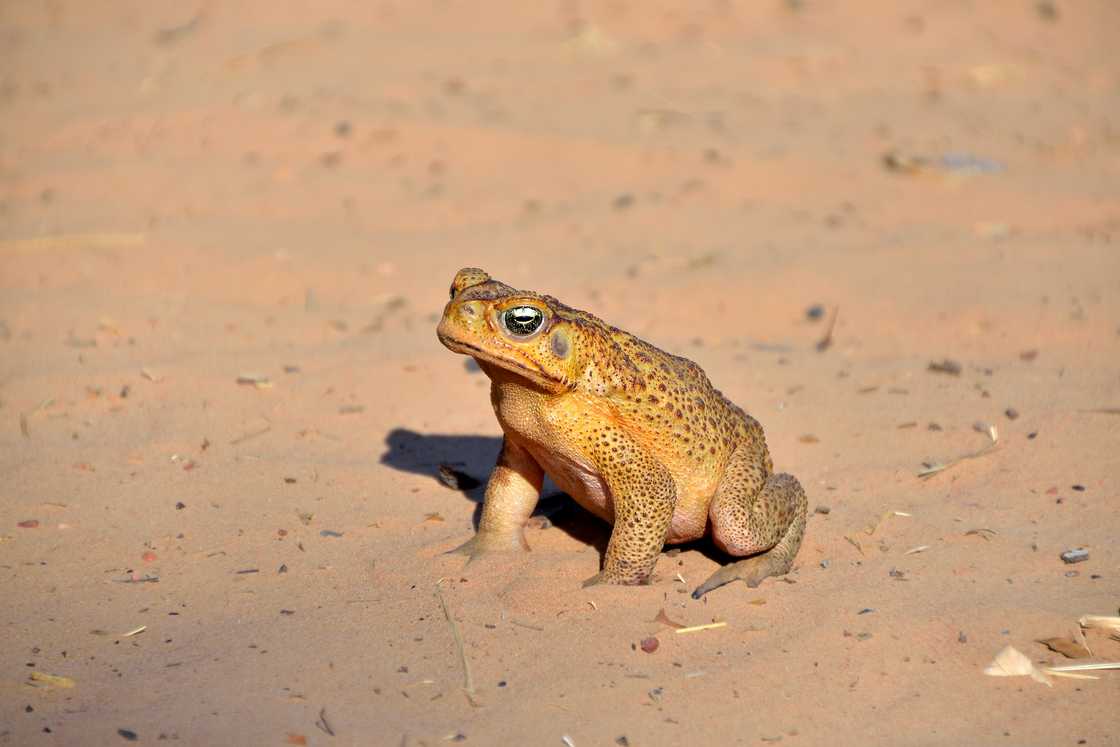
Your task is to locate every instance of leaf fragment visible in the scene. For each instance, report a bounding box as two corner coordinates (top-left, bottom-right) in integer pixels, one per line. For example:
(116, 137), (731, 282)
(1037, 637), (1091, 659)
(983, 645), (1051, 686)
(28, 671), (76, 689)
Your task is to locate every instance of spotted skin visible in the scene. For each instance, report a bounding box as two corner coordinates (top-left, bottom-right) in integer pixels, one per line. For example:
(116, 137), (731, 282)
(437, 268), (808, 596)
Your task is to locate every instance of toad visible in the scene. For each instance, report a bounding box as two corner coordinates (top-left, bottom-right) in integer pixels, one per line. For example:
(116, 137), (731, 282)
(436, 268), (807, 597)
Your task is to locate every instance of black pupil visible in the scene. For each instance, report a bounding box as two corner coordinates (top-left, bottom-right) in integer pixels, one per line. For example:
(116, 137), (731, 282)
(505, 308), (542, 335)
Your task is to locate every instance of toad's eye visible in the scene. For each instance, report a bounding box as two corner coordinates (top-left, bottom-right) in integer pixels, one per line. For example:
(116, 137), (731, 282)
(502, 306), (544, 336)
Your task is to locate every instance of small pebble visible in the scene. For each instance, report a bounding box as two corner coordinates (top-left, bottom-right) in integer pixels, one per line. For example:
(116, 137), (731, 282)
(805, 304), (825, 321)
(813, 505), (831, 515)
(958, 631), (967, 644)
(1004, 407), (1019, 420)
(118, 729), (139, 742)
(927, 358), (962, 376)
(175, 502), (186, 510)
(1060, 548), (1089, 564)
(640, 637), (659, 654)
(1071, 484), (1085, 492)
(1065, 571), (1080, 578)
(819, 559), (830, 569)
(857, 608), (874, 615)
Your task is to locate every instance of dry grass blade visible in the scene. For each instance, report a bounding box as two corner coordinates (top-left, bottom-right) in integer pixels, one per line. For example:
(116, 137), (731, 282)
(1079, 615), (1120, 633)
(1044, 670), (1099, 680)
(28, 672), (76, 689)
(919, 425), (999, 478)
(435, 581), (478, 706)
(0, 232), (146, 254)
(675, 621), (727, 634)
(1046, 662), (1120, 672)
(815, 307), (839, 352)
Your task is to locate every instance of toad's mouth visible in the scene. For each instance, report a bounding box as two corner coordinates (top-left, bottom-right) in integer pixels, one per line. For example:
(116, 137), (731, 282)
(437, 330), (566, 392)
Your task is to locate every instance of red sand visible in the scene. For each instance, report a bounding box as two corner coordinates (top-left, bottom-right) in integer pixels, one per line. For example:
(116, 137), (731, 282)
(2, 2), (1118, 745)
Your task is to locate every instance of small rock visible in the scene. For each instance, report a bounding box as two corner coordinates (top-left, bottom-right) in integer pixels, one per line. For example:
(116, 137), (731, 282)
(118, 729), (139, 742)
(1005, 407), (1019, 420)
(640, 637), (659, 654)
(927, 358), (962, 376)
(805, 304), (825, 321)
(813, 505), (831, 515)
(1035, 1), (1059, 22)
(175, 502), (186, 510)
(17, 519), (39, 529)
(958, 631), (967, 644)
(1060, 548), (1089, 564)
(819, 559), (830, 569)
(1071, 484), (1085, 492)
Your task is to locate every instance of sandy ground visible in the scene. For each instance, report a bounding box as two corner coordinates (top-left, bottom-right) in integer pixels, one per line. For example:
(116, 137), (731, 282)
(2, 1), (1119, 745)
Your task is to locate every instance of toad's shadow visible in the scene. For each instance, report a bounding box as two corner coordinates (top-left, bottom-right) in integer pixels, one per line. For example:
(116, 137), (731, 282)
(380, 428), (610, 556)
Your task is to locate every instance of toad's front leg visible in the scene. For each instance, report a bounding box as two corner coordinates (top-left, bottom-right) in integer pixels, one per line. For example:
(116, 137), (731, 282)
(448, 437), (543, 561)
(582, 448), (676, 587)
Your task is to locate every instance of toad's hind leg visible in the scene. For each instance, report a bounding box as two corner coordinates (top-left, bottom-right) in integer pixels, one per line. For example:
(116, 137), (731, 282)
(692, 454), (807, 598)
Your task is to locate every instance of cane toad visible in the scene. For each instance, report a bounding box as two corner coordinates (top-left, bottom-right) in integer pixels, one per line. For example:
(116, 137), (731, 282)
(436, 268), (807, 597)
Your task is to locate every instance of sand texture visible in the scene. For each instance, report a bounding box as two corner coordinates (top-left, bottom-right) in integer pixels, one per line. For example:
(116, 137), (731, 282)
(1, 2), (1118, 745)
